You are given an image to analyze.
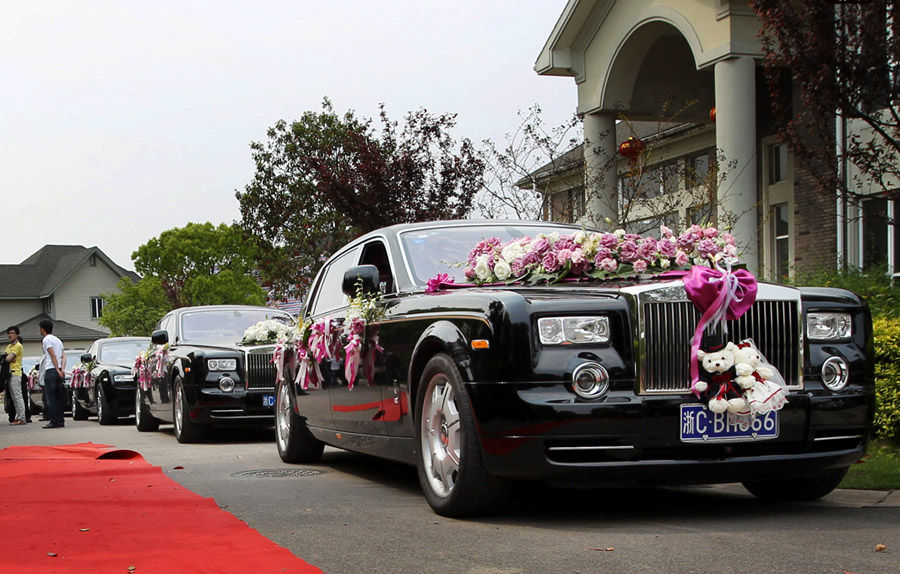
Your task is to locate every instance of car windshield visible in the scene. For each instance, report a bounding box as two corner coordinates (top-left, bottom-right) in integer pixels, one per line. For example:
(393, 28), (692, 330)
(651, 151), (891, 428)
(398, 223), (586, 285)
(180, 309), (294, 343)
(99, 341), (149, 366)
(64, 350), (85, 371)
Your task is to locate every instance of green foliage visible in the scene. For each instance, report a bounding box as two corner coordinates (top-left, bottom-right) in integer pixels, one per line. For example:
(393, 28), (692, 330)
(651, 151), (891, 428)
(237, 97), (485, 300)
(841, 440), (900, 490)
(873, 316), (900, 439)
(98, 277), (170, 336)
(793, 264), (900, 319)
(132, 222), (265, 308)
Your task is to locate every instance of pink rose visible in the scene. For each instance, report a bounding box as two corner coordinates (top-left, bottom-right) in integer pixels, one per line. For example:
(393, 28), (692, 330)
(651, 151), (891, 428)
(633, 259), (648, 273)
(697, 238), (719, 257)
(598, 258), (618, 272)
(618, 240), (638, 262)
(722, 233), (736, 246)
(600, 233), (619, 249)
(541, 251), (559, 272)
(675, 250), (689, 267)
(660, 225), (674, 238)
(658, 239), (677, 258)
(703, 227), (719, 238)
(556, 248), (572, 265)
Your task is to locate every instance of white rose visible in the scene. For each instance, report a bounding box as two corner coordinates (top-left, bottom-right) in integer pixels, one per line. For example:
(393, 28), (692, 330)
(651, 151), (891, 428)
(494, 258), (512, 281)
(614, 228), (626, 238)
(474, 255), (492, 281)
(500, 240), (526, 263)
(547, 232), (560, 244)
(660, 258), (671, 269)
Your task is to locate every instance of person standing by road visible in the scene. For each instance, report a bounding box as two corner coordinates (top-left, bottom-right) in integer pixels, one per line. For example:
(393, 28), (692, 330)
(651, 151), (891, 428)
(4, 326), (27, 425)
(39, 320), (65, 429)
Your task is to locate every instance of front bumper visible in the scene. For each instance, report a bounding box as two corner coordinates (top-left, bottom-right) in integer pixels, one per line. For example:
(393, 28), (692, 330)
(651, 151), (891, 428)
(468, 382), (873, 485)
(187, 387), (275, 425)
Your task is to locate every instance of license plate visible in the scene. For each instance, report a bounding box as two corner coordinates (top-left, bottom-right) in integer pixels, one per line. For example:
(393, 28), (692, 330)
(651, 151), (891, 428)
(261, 395), (275, 408)
(680, 404), (778, 442)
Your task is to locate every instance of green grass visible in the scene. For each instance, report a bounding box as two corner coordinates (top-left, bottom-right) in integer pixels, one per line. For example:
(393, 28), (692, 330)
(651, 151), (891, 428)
(840, 440), (900, 490)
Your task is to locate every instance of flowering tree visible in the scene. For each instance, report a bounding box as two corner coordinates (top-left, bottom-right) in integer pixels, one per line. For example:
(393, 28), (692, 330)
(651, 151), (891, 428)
(237, 98), (485, 300)
(751, 0), (900, 205)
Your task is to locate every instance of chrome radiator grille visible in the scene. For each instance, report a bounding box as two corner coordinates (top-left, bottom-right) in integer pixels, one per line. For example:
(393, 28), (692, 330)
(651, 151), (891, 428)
(641, 299), (801, 393)
(245, 351), (276, 389)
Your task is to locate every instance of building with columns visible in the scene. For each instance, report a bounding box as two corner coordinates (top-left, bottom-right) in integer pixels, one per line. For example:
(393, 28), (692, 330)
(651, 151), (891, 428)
(533, 0), (897, 282)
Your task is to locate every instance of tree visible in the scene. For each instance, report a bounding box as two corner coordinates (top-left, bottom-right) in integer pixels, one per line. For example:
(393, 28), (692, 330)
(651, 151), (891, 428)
(132, 222), (266, 308)
(751, 0), (899, 206)
(98, 276), (170, 336)
(237, 98), (485, 300)
(475, 105), (582, 220)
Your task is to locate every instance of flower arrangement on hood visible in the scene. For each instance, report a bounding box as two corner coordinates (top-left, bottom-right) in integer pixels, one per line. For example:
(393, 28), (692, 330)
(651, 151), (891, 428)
(459, 225), (738, 287)
(242, 318), (295, 345)
(70, 360), (94, 389)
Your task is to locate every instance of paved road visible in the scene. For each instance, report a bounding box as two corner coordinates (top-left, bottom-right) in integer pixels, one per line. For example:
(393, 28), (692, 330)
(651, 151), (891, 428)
(1, 417), (897, 574)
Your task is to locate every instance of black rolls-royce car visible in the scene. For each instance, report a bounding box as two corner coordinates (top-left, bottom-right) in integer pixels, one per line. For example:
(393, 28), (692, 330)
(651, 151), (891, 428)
(136, 305), (294, 443)
(71, 337), (150, 424)
(275, 220), (874, 517)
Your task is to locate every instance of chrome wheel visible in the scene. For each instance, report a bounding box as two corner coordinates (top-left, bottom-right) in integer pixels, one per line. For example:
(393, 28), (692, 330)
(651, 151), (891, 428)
(96, 386), (105, 421)
(420, 374), (461, 497)
(174, 383), (184, 433)
(276, 383), (291, 452)
(134, 388), (142, 426)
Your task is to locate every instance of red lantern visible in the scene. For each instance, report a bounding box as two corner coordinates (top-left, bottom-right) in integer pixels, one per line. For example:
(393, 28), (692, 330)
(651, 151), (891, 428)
(709, 107), (716, 122)
(618, 136), (646, 160)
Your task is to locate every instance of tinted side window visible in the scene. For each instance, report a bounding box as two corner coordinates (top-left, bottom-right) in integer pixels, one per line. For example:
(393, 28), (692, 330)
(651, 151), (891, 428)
(310, 248), (359, 316)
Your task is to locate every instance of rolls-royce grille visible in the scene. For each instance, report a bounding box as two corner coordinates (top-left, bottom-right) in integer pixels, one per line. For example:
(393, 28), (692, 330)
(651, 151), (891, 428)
(641, 300), (800, 393)
(245, 352), (276, 390)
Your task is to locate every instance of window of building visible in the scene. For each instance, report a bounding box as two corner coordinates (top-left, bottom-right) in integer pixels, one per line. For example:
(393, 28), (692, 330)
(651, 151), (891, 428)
(628, 211), (680, 236)
(686, 203), (718, 227)
(90, 297), (104, 319)
(769, 143), (789, 184)
(862, 196), (897, 276)
(89, 254), (97, 267)
(688, 152), (711, 189)
(772, 203), (791, 281)
(549, 187), (584, 223)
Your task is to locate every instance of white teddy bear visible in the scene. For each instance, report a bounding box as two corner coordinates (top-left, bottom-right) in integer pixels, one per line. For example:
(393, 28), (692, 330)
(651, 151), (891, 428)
(732, 340), (787, 415)
(696, 342), (748, 415)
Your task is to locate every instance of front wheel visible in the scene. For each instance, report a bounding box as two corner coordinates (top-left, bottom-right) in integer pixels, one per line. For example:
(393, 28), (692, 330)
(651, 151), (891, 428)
(415, 353), (509, 517)
(71, 391), (89, 420)
(173, 378), (206, 443)
(275, 381), (324, 463)
(742, 467), (849, 501)
(135, 386), (159, 432)
(96, 382), (116, 425)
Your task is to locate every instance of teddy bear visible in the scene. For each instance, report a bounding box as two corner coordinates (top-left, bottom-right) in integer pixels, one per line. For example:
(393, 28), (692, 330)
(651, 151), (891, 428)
(731, 339), (787, 415)
(695, 342), (748, 414)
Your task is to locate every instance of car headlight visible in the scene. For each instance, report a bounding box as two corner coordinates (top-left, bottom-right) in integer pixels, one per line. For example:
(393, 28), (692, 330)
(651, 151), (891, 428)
(207, 358), (237, 371)
(807, 312), (852, 340)
(538, 316), (610, 345)
(113, 374), (133, 383)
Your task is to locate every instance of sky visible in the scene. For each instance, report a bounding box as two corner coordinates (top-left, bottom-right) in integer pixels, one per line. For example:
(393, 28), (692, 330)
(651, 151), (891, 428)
(1, 0), (575, 272)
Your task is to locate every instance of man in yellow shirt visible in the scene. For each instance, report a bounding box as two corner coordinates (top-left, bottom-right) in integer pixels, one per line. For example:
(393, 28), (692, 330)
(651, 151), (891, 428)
(4, 326), (26, 425)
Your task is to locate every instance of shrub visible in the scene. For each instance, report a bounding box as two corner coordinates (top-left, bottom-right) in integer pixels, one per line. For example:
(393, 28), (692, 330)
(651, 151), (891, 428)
(873, 316), (900, 439)
(793, 264), (899, 319)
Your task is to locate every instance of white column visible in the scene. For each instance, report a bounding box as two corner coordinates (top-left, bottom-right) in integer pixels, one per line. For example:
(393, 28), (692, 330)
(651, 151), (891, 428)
(582, 112), (618, 228)
(715, 56), (759, 272)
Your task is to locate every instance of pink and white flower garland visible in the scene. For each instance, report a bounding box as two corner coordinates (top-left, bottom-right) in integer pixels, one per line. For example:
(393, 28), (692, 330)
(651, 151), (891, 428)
(70, 365), (93, 389)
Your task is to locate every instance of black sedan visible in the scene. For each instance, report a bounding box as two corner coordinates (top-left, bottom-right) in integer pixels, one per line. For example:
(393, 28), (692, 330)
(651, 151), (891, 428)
(274, 220), (874, 517)
(136, 305), (294, 443)
(71, 337), (150, 424)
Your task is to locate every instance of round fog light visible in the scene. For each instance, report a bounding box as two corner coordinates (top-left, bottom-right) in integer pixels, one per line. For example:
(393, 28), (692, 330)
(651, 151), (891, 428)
(821, 356), (849, 391)
(219, 376), (236, 392)
(571, 362), (609, 399)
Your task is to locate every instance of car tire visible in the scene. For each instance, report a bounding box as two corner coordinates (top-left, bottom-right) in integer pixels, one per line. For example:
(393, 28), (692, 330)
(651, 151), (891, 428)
(173, 377), (206, 444)
(742, 467), (850, 502)
(275, 380), (324, 463)
(71, 390), (89, 420)
(135, 386), (159, 432)
(96, 382), (116, 425)
(415, 353), (509, 517)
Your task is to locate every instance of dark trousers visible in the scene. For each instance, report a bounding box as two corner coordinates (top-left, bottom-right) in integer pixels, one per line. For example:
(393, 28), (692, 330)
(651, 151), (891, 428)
(44, 369), (66, 427)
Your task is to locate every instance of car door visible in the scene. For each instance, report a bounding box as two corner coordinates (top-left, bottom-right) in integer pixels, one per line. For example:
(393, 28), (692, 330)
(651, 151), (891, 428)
(308, 245), (386, 437)
(148, 314), (175, 419)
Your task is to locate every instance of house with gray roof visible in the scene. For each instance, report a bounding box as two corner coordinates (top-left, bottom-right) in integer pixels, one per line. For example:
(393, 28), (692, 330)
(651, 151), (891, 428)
(0, 245), (139, 355)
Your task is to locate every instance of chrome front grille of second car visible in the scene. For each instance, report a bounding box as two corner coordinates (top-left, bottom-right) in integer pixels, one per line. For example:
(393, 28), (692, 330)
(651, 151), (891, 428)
(637, 284), (802, 394)
(244, 350), (276, 390)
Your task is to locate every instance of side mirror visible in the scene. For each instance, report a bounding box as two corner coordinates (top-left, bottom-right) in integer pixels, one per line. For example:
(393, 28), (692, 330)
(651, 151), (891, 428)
(342, 265), (381, 297)
(80, 353), (93, 363)
(151, 330), (169, 345)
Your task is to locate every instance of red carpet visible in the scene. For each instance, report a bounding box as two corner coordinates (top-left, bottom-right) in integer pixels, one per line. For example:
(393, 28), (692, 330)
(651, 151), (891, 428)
(0, 443), (322, 573)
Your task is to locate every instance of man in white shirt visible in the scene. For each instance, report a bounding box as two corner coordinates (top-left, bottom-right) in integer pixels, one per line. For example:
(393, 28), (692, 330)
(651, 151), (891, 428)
(39, 320), (65, 429)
